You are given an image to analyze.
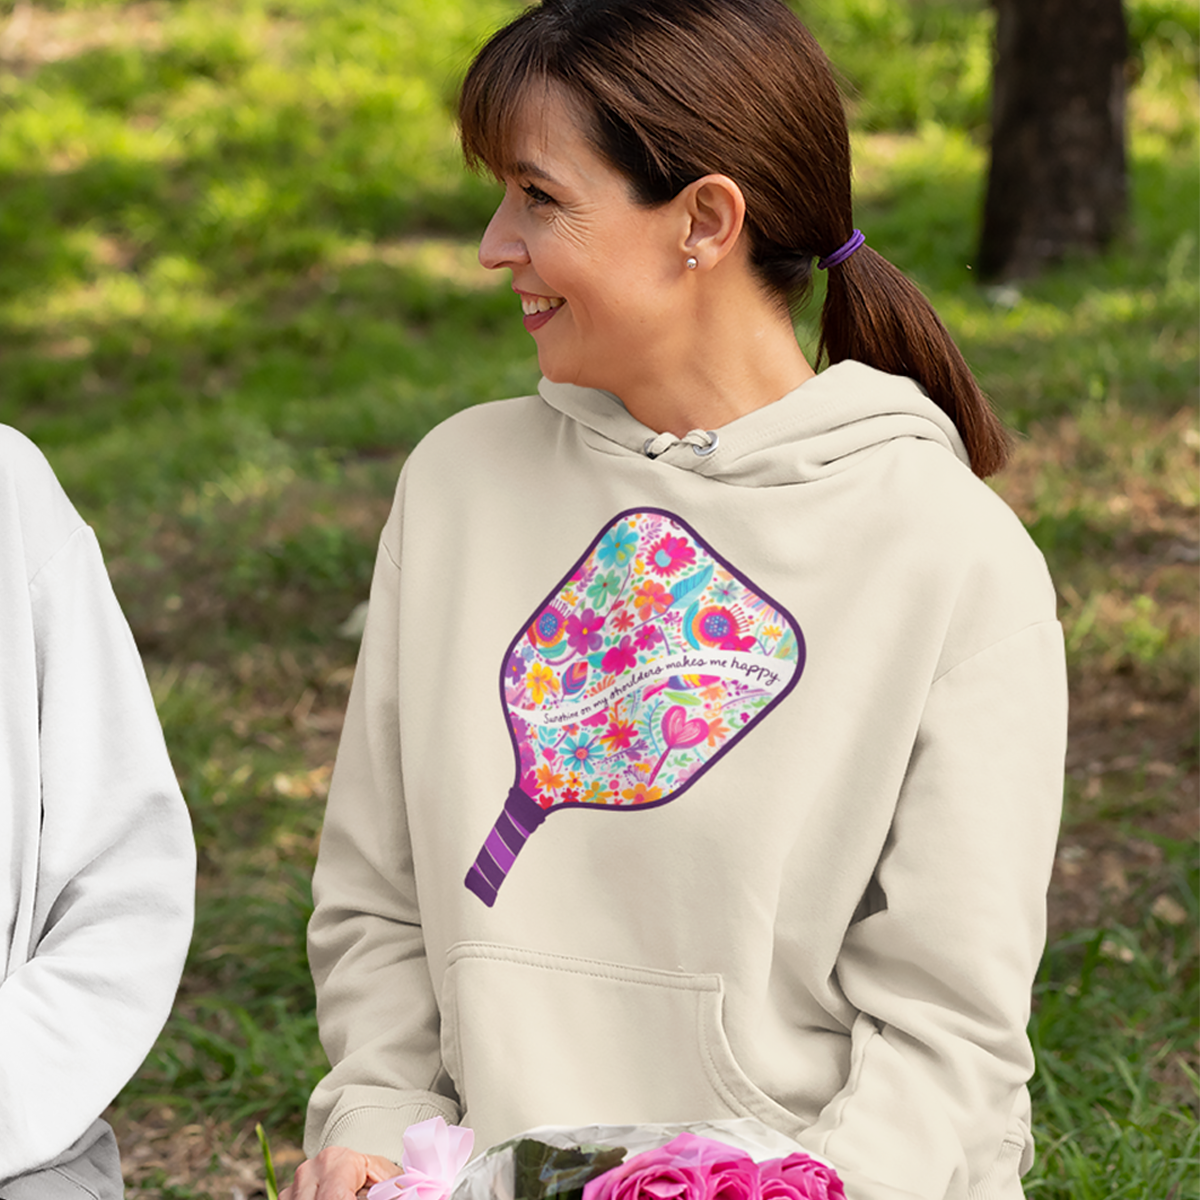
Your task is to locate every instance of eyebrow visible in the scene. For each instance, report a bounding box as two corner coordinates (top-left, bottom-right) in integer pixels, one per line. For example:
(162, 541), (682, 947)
(511, 159), (563, 187)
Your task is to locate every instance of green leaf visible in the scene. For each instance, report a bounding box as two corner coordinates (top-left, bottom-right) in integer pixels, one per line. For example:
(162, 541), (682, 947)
(512, 1139), (626, 1200)
(256, 1123), (279, 1200)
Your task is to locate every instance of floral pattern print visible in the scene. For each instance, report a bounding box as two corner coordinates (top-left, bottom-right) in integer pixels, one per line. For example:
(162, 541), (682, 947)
(465, 509), (806, 906)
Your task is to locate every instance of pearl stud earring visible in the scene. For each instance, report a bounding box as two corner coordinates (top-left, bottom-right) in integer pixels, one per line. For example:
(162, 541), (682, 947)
(686, 256), (698, 270)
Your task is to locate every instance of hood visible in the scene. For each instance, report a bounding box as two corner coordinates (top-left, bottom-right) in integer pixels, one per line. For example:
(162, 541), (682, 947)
(537, 360), (970, 487)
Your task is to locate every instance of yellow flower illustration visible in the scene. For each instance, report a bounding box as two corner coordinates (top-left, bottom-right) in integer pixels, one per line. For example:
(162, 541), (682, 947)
(526, 661), (560, 705)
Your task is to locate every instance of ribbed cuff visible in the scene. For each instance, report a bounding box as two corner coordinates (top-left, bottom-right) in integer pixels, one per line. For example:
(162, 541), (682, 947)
(310, 1096), (461, 1162)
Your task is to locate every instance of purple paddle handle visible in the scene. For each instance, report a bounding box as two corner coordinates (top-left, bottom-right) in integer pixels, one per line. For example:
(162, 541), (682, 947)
(465, 786), (548, 907)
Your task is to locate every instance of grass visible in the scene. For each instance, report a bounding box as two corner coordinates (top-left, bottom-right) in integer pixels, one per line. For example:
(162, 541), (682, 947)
(1027, 838), (1198, 1197)
(0, 0), (1195, 1195)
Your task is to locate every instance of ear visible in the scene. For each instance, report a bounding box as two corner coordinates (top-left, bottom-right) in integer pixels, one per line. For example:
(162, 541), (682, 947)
(678, 174), (747, 269)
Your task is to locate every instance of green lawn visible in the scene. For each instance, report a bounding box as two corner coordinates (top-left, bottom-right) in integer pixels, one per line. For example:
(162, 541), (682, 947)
(0, 0), (1196, 1195)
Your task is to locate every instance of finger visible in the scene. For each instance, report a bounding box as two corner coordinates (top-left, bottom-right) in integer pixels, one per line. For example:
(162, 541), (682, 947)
(363, 1156), (402, 1185)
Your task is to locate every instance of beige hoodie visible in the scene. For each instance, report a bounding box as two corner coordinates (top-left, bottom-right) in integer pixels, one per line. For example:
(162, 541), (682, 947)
(305, 363), (1066, 1200)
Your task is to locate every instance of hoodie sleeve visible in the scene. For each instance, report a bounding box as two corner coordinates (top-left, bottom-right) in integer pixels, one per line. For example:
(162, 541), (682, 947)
(305, 490), (462, 1160)
(799, 616), (1067, 1200)
(0, 522), (195, 1182)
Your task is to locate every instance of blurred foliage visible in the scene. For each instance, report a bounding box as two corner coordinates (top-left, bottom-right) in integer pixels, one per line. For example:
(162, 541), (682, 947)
(0, 0), (1194, 1186)
(1, 0), (1194, 510)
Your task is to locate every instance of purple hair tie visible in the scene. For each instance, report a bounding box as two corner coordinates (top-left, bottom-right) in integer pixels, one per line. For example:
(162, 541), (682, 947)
(817, 229), (865, 270)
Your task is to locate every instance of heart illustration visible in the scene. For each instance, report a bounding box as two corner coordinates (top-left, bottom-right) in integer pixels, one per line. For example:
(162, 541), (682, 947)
(662, 704), (710, 749)
(646, 705), (710, 786)
(465, 508), (805, 907)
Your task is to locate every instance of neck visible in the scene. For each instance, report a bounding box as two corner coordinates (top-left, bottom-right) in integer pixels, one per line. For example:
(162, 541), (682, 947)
(606, 269), (815, 436)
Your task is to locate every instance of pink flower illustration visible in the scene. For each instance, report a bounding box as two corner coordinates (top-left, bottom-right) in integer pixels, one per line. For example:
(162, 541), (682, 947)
(601, 635), (638, 675)
(521, 769), (543, 804)
(647, 534), (696, 577)
(634, 623), (663, 651)
(600, 719), (637, 752)
(566, 607), (606, 654)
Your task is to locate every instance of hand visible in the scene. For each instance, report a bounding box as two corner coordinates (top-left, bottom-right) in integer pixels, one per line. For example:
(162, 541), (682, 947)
(279, 1146), (401, 1200)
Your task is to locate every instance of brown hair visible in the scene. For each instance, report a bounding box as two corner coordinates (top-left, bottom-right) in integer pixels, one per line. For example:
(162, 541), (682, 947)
(459, 0), (1009, 476)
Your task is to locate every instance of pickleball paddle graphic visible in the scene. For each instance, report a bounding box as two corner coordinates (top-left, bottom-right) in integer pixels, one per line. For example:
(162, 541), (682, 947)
(465, 508), (805, 906)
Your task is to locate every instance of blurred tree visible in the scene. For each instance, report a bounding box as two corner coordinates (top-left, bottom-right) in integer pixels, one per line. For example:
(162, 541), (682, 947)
(979, 0), (1129, 279)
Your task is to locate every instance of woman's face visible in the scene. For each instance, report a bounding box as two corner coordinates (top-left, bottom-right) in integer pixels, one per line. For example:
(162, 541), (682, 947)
(478, 86), (683, 394)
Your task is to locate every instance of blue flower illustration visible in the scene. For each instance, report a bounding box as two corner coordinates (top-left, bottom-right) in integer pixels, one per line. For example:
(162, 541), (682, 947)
(711, 577), (741, 603)
(562, 732), (598, 776)
(596, 522), (638, 568)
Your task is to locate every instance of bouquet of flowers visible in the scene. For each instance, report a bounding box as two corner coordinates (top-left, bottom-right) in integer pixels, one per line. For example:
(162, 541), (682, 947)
(368, 1117), (844, 1200)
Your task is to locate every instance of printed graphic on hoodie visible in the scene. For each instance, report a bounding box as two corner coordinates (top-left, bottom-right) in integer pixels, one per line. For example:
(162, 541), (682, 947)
(465, 508), (805, 906)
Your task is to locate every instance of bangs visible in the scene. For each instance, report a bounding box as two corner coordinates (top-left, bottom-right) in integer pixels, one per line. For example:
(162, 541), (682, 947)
(457, 0), (714, 206)
(459, 15), (560, 179)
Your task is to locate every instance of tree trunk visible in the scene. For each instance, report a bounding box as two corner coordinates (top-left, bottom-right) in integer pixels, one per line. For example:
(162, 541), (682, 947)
(978, 0), (1129, 280)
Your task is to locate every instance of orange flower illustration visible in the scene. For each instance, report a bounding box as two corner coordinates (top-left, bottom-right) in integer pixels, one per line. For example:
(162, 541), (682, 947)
(621, 782), (664, 804)
(536, 764), (565, 791)
(633, 579), (672, 620)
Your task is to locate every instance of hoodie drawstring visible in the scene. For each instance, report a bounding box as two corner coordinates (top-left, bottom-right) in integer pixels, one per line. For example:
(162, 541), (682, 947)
(643, 429), (720, 459)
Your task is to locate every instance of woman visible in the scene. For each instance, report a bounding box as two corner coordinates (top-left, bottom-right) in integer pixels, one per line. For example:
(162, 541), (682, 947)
(283, 1), (1066, 1198)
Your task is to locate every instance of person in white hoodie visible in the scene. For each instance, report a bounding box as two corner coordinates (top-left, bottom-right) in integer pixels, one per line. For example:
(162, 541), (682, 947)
(0, 427), (195, 1199)
(284, 2), (1067, 1198)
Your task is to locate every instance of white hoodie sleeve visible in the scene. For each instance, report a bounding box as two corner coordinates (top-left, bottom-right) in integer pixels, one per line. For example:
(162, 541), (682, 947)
(305, 497), (462, 1160)
(0, 512), (195, 1180)
(800, 618), (1067, 1200)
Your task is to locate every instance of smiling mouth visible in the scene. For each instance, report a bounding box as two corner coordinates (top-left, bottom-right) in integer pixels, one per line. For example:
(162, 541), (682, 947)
(519, 293), (565, 333)
(520, 295), (565, 315)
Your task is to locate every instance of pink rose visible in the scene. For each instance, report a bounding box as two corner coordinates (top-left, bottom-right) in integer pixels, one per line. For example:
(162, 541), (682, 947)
(705, 1154), (761, 1200)
(583, 1135), (761, 1200)
(758, 1154), (845, 1200)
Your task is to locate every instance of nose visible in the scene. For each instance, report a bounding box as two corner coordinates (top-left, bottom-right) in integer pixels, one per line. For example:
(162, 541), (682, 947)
(479, 192), (529, 271)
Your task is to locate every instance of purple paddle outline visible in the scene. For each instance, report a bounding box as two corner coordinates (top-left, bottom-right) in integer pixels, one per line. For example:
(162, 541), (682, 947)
(464, 507), (806, 906)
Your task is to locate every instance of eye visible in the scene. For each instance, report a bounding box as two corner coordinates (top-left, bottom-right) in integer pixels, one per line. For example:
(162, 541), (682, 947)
(521, 182), (555, 207)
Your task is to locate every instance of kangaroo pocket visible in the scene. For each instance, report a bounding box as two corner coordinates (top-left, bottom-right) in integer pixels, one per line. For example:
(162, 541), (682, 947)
(440, 942), (804, 1153)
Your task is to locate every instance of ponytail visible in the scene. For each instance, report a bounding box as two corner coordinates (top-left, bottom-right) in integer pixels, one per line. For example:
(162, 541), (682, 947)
(818, 247), (1010, 477)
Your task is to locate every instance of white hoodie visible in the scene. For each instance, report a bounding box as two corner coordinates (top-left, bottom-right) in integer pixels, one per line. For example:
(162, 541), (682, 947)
(0, 427), (195, 1183)
(305, 363), (1066, 1200)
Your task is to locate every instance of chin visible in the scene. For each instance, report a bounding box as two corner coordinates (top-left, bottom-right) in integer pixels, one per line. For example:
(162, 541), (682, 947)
(538, 359), (581, 387)
(537, 355), (611, 393)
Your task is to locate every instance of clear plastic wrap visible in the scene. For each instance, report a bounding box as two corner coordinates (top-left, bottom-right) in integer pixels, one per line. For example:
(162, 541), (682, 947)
(451, 1119), (838, 1200)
